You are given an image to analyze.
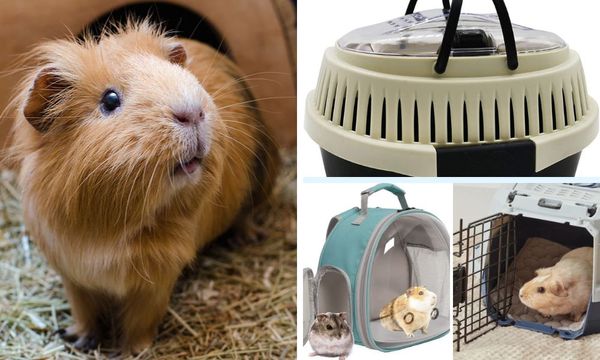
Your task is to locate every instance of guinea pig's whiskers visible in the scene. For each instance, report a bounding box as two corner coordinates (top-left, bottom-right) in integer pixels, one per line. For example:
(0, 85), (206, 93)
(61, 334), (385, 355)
(217, 132), (272, 190)
(216, 95), (295, 112)
(221, 119), (277, 159)
(220, 116), (277, 141)
(210, 75), (284, 100)
(201, 37), (227, 85)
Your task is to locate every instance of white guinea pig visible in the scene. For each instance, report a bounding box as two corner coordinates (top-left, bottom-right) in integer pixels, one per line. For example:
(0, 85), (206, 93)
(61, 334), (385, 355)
(519, 247), (593, 321)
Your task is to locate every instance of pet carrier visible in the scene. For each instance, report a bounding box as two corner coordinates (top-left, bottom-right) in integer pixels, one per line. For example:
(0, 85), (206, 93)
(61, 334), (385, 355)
(304, 0), (598, 177)
(454, 183), (600, 351)
(303, 184), (451, 352)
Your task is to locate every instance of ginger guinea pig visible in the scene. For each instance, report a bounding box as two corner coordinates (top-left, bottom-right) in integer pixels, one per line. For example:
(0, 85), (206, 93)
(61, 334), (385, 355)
(6, 21), (279, 354)
(379, 286), (437, 337)
(519, 247), (593, 321)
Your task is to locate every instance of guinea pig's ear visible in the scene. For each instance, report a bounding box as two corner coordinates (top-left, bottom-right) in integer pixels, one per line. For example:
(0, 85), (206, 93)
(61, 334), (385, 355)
(166, 43), (187, 66)
(535, 268), (551, 276)
(316, 314), (327, 322)
(23, 67), (69, 132)
(406, 288), (413, 297)
(549, 280), (569, 297)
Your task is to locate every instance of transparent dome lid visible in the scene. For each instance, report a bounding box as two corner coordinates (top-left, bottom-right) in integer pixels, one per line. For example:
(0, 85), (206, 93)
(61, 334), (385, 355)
(338, 9), (566, 57)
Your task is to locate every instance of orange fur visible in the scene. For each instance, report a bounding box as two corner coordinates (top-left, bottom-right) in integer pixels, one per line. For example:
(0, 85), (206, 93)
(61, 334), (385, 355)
(7, 21), (279, 353)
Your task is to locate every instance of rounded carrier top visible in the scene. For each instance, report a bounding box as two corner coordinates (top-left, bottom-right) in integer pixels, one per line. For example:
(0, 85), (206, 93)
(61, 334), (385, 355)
(304, 184), (450, 352)
(305, 0), (598, 177)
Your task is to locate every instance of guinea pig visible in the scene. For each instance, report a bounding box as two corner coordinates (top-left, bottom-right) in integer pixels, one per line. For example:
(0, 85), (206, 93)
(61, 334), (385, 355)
(308, 312), (353, 360)
(5, 21), (279, 354)
(519, 247), (593, 322)
(379, 286), (437, 337)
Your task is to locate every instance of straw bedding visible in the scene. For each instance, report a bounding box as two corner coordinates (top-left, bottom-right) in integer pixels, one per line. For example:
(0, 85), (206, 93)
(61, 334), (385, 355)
(0, 151), (297, 359)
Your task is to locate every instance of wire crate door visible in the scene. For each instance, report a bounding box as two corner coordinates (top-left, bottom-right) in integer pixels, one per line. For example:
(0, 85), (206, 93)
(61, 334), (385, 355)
(453, 213), (518, 351)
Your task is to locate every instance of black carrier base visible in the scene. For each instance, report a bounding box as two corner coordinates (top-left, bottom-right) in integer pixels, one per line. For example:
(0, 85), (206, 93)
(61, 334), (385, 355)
(321, 140), (581, 177)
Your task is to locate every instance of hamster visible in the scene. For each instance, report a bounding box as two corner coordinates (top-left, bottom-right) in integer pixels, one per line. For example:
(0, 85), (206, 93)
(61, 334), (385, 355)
(519, 247), (593, 321)
(379, 286), (437, 337)
(308, 312), (353, 359)
(6, 21), (279, 354)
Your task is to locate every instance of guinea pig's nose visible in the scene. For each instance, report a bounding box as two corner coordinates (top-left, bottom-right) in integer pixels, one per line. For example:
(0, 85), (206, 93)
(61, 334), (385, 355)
(174, 109), (205, 125)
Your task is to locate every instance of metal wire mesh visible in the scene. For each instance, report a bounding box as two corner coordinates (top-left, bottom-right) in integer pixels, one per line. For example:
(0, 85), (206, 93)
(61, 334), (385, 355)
(453, 213), (518, 351)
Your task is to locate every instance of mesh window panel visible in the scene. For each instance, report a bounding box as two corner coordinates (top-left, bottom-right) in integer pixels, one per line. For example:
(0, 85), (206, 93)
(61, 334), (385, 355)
(453, 214), (518, 351)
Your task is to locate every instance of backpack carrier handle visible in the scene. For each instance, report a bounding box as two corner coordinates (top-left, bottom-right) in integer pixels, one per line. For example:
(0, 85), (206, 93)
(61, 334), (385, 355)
(360, 183), (409, 216)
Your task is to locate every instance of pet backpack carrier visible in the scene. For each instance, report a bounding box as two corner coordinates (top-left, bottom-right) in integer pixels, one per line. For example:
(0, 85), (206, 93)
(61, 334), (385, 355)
(453, 183), (600, 351)
(304, 0), (598, 177)
(303, 184), (450, 351)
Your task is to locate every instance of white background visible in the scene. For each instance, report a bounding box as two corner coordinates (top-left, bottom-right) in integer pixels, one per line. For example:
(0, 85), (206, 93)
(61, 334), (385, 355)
(297, 0), (600, 178)
(453, 183), (511, 229)
(297, 182), (453, 359)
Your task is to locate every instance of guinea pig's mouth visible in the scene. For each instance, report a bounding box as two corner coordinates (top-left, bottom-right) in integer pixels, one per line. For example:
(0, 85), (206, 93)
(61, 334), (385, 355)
(173, 156), (202, 176)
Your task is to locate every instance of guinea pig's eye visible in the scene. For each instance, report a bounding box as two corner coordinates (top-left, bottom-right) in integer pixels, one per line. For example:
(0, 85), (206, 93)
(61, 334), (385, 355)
(100, 90), (121, 113)
(537, 287), (545, 294)
(326, 325), (333, 330)
(419, 291), (424, 296)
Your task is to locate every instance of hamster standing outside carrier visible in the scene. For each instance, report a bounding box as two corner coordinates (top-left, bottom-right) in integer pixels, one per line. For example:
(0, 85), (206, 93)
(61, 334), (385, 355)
(303, 184), (451, 352)
(454, 183), (600, 351)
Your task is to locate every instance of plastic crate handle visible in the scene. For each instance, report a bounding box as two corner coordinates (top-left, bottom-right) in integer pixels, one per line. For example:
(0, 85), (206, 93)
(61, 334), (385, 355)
(360, 183), (409, 216)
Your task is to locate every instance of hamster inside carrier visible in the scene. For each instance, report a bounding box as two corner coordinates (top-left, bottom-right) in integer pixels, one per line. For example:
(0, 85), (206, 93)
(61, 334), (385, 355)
(454, 183), (600, 351)
(303, 184), (451, 351)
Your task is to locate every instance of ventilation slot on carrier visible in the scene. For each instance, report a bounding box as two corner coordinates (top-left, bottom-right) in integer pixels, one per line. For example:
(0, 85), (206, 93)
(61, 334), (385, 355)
(509, 100), (515, 139)
(397, 99), (403, 142)
(430, 102), (436, 143)
(446, 102), (452, 143)
(339, 88), (347, 127)
(494, 100), (500, 140)
(479, 102), (485, 142)
(413, 101), (419, 142)
(462, 102), (468, 143)
(524, 97), (530, 136)
(382, 99), (387, 140)
(352, 92), (359, 132)
(366, 96), (372, 136)
(328, 82), (337, 122)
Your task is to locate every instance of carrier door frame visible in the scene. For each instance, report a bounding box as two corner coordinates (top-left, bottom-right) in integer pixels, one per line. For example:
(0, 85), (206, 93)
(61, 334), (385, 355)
(453, 213), (518, 351)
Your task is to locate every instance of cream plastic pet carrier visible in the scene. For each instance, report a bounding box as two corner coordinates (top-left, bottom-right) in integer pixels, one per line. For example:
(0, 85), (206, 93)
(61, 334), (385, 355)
(305, 0), (598, 176)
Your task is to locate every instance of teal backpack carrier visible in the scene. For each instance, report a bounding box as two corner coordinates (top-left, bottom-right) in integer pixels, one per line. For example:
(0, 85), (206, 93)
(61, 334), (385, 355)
(303, 184), (450, 352)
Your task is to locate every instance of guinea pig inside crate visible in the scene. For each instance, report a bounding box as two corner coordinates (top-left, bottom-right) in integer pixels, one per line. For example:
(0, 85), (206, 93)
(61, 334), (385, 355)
(304, 184), (451, 352)
(453, 184), (600, 351)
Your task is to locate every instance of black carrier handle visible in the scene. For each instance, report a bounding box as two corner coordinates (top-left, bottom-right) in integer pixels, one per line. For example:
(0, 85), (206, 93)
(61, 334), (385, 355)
(405, 0), (451, 14)
(408, 0), (519, 74)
